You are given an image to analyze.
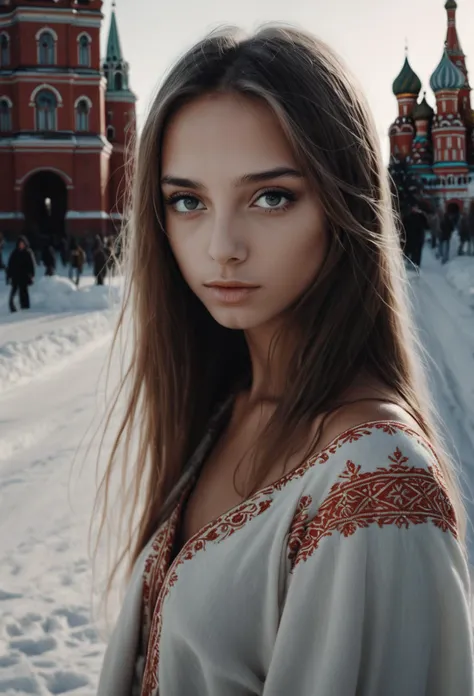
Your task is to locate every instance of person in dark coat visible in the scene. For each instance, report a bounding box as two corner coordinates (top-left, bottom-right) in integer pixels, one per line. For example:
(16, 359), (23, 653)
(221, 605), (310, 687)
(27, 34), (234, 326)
(440, 210), (457, 264)
(92, 235), (108, 285)
(468, 201), (474, 256)
(402, 204), (428, 269)
(6, 235), (36, 312)
(41, 243), (56, 276)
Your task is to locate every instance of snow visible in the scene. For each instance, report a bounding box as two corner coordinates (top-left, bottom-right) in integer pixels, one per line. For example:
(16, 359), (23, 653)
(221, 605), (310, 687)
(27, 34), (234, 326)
(0, 245), (473, 694)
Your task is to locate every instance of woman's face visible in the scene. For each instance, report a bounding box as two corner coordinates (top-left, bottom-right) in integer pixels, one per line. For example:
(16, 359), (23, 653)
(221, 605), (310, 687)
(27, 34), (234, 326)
(161, 92), (328, 331)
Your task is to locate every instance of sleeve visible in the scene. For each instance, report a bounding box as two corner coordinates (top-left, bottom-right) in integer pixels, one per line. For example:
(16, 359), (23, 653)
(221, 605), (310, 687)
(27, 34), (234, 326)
(262, 454), (473, 696)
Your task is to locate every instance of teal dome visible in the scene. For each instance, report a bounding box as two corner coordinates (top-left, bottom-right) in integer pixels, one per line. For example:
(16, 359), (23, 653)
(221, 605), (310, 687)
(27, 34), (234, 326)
(392, 57), (422, 96)
(413, 95), (434, 121)
(445, 0), (457, 9)
(430, 49), (464, 92)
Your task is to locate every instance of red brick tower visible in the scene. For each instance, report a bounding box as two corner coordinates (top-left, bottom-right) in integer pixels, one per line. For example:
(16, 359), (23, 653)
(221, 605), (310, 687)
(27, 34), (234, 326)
(0, 0), (135, 248)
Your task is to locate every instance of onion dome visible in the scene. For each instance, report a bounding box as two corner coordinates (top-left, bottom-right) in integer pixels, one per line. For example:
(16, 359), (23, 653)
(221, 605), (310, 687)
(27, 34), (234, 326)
(392, 57), (422, 96)
(445, 0), (457, 9)
(413, 95), (434, 121)
(430, 49), (465, 92)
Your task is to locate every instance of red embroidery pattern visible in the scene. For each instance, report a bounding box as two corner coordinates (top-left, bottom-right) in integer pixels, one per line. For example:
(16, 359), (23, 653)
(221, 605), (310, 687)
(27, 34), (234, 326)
(290, 446), (458, 571)
(142, 503), (181, 645)
(287, 495), (312, 567)
(140, 420), (445, 693)
(140, 496), (273, 696)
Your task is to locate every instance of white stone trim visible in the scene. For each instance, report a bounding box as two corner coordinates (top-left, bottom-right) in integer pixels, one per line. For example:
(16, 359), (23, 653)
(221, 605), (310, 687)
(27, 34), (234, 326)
(0, 212), (24, 220)
(35, 26), (58, 41)
(74, 95), (93, 109)
(0, 75), (105, 87)
(0, 12), (102, 29)
(77, 31), (92, 44)
(66, 211), (110, 220)
(105, 93), (137, 104)
(0, 95), (12, 107)
(29, 83), (63, 106)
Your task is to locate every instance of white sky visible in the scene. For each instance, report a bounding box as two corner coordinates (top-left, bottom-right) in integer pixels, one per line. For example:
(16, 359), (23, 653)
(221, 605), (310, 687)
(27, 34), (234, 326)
(100, 0), (474, 161)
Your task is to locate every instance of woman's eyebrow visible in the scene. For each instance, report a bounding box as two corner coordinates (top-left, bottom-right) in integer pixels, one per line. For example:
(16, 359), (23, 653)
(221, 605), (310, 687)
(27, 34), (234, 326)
(160, 167), (303, 190)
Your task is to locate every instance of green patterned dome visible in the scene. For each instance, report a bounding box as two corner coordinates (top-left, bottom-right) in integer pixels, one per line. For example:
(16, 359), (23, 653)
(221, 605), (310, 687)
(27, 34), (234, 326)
(413, 95), (434, 120)
(430, 49), (465, 92)
(392, 57), (422, 96)
(445, 0), (457, 9)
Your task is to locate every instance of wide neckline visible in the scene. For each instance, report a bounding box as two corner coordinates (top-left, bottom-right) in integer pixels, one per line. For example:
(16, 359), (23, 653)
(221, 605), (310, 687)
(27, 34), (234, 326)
(168, 419), (437, 568)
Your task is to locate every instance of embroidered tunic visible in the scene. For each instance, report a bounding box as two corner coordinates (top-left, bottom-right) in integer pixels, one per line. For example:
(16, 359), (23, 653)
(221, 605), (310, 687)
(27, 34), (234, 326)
(98, 420), (473, 696)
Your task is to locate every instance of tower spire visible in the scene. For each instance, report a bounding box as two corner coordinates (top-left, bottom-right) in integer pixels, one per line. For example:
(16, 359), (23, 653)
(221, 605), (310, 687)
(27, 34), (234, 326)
(106, 2), (123, 63)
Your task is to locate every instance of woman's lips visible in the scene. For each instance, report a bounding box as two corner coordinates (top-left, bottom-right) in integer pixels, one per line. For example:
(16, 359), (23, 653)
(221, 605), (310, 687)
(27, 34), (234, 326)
(203, 285), (260, 304)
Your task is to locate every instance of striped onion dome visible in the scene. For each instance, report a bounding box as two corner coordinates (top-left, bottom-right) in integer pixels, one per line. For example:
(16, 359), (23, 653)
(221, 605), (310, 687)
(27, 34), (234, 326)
(430, 49), (465, 92)
(413, 95), (434, 121)
(392, 57), (422, 96)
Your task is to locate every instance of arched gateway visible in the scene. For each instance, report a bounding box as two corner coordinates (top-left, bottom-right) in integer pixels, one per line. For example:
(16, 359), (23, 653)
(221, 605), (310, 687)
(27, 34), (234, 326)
(22, 170), (67, 249)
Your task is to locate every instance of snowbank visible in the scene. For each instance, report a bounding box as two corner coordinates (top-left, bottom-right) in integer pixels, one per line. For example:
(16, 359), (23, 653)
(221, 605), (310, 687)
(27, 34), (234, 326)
(0, 311), (115, 393)
(0, 274), (121, 315)
(0, 275), (122, 392)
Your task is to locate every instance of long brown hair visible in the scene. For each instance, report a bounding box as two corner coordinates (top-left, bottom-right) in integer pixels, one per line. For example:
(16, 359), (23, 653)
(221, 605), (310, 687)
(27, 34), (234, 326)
(93, 25), (467, 600)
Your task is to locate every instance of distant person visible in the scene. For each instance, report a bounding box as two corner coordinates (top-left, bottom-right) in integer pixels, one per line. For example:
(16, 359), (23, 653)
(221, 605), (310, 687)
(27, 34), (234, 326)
(468, 201), (474, 256)
(458, 213), (470, 256)
(6, 235), (35, 312)
(69, 238), (86, 287)
(92, 235), (108, 285)
(403, 203), (428, 269)
(428, 211), (441, 251)
(440, 210), (456, 264)
(41, 243), (56, 276)
(105, 236), (116, 277)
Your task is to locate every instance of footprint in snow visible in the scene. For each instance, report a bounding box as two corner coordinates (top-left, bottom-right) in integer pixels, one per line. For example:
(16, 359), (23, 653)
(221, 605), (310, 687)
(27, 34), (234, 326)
(43, 670), (90, 694)
(9, 635), (57, 656)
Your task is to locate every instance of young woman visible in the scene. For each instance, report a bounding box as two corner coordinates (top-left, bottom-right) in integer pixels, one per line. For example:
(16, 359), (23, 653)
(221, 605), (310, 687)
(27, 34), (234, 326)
(96, 26), (473, 696)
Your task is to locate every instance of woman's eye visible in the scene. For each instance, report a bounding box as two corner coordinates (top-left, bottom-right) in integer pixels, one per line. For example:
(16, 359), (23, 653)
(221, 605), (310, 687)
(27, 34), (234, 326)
(169, 196), (205, 213)
(254, 191), (292, 210)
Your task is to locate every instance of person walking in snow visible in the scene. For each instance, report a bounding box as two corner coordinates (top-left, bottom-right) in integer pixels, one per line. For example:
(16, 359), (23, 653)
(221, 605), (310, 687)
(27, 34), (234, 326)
(69, 238), (86, 287)
(41, 243), (56, 276)
(439, 210), (456, 264)
(6, 235), (36, 312)
(458, 213), (470, 256)
(92, 235), (108, 285)
(467, 200), (474, 256)
(402, 203), (427, 269)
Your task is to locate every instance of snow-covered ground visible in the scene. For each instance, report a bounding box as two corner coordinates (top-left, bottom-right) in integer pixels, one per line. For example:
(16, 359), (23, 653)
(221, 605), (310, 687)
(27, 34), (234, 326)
(0, 245), (473, 694)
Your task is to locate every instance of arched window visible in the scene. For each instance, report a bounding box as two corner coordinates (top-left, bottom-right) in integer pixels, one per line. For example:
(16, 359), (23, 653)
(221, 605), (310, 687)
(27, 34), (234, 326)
(76, 98), (90, 131)
(114, 72), (123, 91)
(78, 34), (91, 67)
(106, 124), (115, 141)
(0, 98), (11, 131)
(0, 33), (9, 67)
(38, 31), (55, 65)
(35, 89), (57, 130)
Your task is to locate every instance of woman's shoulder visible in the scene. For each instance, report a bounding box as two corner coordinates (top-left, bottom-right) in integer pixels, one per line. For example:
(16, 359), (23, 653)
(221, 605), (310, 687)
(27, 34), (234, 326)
(310, 400), (436, 469)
